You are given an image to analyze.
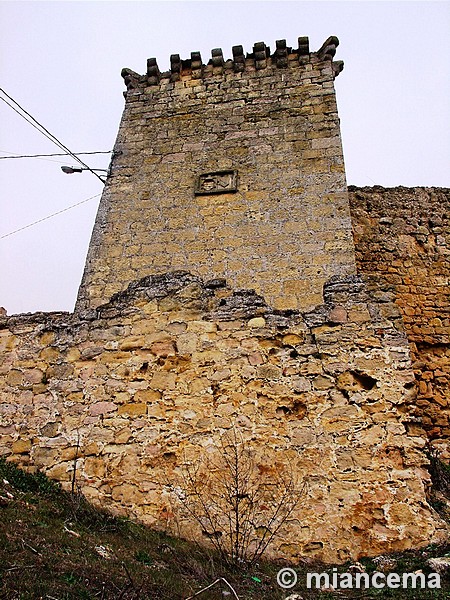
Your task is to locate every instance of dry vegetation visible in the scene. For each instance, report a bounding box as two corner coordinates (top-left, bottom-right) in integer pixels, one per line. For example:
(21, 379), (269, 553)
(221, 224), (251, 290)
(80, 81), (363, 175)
(1, 458), (450, 599)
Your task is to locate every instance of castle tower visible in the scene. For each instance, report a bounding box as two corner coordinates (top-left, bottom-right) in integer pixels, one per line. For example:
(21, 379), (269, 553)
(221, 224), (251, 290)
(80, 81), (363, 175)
(76, 35), (356, 312)
(2, 34), (448, 563)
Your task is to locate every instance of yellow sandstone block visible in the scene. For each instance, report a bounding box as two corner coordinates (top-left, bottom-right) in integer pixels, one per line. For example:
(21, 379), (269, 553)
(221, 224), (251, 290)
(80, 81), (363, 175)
(118, 403), (147, 416)
(12, 439), (32, 454)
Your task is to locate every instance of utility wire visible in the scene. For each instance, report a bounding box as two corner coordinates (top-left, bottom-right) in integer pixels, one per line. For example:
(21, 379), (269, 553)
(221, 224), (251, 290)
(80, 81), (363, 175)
(0, 152), (73, 166)
(0, 95), (64, 153)
(0, 88), (106, 184)
(0, 150), (112, 160)
(0, 193), (101, 240)
(0, 150), (109, 166)
(0, 91), (105, 183)
(0, 90), (99, 176)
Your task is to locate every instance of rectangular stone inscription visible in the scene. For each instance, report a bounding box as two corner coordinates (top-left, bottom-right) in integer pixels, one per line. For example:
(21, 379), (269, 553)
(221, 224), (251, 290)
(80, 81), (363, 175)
(195, 170), (238, 195)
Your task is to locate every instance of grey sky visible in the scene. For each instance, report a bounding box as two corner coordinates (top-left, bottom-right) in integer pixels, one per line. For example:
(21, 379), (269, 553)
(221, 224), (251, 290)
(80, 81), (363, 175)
(1, 1), (449, 315)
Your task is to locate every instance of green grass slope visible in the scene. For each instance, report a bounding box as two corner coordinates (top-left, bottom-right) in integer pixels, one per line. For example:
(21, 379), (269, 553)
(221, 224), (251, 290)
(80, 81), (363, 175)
(1, 458), (449, 600)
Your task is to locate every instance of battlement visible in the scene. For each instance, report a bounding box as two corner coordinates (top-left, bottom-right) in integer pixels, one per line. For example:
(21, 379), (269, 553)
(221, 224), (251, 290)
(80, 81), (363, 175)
(121, 35), (344, 91)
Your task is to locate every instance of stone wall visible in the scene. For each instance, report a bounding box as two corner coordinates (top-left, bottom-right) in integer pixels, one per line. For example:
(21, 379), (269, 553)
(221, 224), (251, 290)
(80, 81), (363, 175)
(76, 36), (355, 313)
(2, 30), (449, 563)
(1, 272), (446, 563)
(350, 187), (450, 454)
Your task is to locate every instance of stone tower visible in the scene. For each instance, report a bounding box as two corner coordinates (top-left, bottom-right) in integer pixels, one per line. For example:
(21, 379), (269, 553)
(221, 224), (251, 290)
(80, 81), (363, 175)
(2, 34), (448, 563)
(76, 35), (356, 313)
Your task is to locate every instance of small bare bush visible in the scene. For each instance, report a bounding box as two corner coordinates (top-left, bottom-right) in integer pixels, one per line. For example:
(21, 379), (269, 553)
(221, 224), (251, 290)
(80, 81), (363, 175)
(170, 429), (304, 566)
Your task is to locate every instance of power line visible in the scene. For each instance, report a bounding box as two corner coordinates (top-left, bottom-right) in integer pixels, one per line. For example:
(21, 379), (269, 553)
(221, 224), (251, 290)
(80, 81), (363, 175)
(0, 193), (101, 240)
(0, 149), (111, 167)
(0, 89), (92, 169)
(0, 151), (72, 166)
(0, 88), (106, 184)
(0, 150), (112, 160)
(0, 90), (105, 183)
(0, 95), (64, 154)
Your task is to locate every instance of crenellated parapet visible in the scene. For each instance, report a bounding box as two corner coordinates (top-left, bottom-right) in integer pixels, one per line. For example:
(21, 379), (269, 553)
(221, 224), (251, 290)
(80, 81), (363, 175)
(121, 35), (343, 91)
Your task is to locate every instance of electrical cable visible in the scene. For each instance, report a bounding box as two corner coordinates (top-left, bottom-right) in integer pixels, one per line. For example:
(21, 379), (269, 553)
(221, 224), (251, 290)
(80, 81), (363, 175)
(0, 193), (101, 240)
(0, 152), (74, 166)
(0, 88), (106, 184)
(0, 95), (65, 154)
(0, 150), (99, 166)
(0, 90), (105, 183)
(0, 90), (96, 172)
(0, 150), (112, 160)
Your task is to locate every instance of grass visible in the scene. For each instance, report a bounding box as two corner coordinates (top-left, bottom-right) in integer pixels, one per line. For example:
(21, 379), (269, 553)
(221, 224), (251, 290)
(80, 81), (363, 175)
(1, 457), (450, 599)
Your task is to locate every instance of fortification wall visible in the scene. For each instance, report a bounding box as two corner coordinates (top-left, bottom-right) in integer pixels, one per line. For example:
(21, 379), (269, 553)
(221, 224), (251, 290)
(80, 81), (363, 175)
(1, 272), (446, 562)
(2, 27), (449, 561)
(76, 37), (355, 314)
(350, 187), (450, 454)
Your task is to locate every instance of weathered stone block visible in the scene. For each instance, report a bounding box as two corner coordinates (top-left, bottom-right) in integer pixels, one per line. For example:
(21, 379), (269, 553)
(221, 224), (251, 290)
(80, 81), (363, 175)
(118, 403), (147, 416)
(12, 439), (32, 454)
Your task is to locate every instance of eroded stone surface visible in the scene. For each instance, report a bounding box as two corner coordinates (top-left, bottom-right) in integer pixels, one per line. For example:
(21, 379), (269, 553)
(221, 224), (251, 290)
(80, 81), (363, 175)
(1, 32), (449, 564)
(350, 187), (450, 454)
(1, 272), (446, 562)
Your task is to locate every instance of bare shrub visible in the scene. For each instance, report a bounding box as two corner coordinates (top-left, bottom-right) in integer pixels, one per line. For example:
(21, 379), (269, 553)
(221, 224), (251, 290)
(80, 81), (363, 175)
(170, 428), (304, 566)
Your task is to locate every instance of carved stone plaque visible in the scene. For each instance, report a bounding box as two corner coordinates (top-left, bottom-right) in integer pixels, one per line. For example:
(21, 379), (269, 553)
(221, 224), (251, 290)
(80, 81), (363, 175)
(195, 170), (238, 195)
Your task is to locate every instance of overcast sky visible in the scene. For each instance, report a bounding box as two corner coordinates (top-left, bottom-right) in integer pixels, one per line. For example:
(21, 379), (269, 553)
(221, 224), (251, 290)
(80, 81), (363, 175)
(1, 1), (449, 316)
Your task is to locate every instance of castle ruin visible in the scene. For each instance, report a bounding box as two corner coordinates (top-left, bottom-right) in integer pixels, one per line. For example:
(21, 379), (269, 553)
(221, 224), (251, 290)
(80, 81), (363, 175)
(1, 34), (449, 563)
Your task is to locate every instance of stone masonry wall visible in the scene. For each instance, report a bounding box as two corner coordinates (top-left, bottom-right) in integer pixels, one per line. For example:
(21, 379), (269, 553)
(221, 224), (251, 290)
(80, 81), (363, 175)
(1, 272), (446, 563)
(350, 187), (450, 455)
(76, 36), (355, 313)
